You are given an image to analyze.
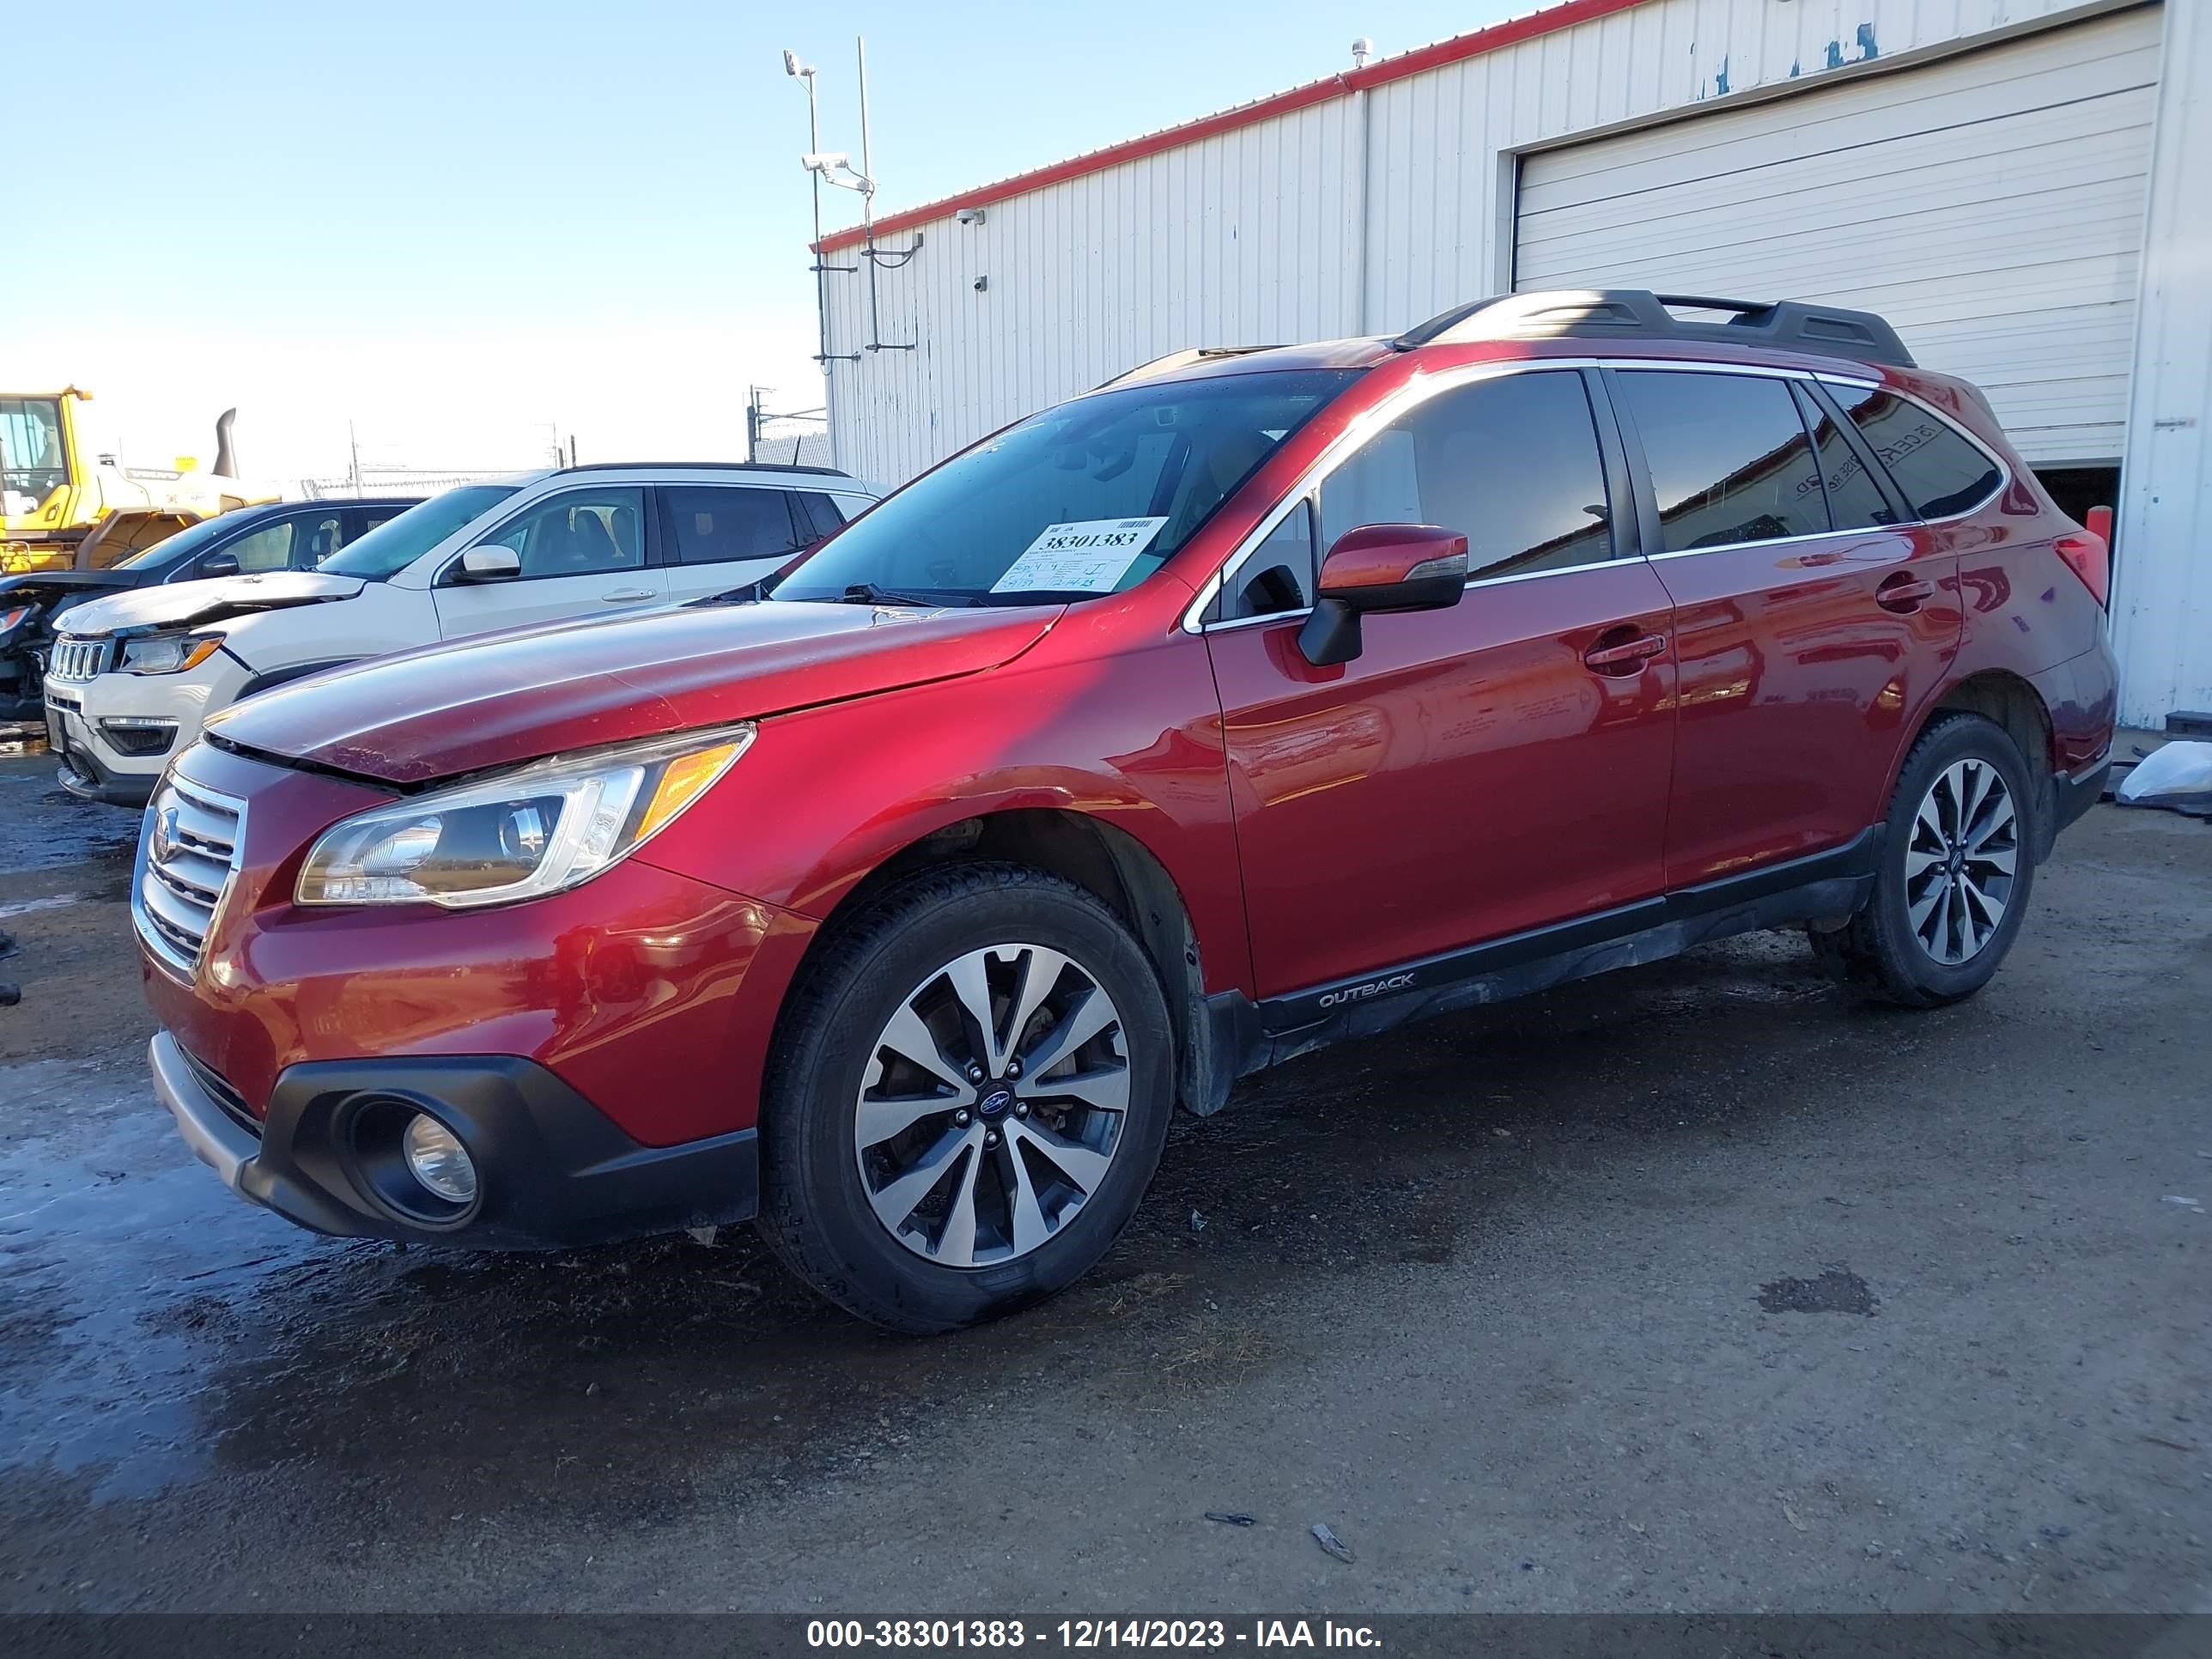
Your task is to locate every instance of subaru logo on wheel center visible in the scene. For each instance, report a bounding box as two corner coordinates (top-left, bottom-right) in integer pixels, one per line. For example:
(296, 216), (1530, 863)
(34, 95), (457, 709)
(978, 1086), (1015, 1118)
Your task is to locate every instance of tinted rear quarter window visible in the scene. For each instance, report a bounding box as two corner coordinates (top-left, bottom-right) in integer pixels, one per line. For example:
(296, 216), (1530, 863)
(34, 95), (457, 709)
(1832, 388), (2003, 519)
(795, 490), (846, 541)
(1616, 372), (1828, 551)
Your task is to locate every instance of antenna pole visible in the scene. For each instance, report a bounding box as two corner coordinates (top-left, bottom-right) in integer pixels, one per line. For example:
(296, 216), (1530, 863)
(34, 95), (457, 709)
(805, 62), (830, 368)
(857, 34), (884, 353)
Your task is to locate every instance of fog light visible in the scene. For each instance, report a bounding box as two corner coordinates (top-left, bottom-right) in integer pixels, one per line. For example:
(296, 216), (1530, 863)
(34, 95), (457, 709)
(98, 716), (179, 757)
(401, 1114), (477, 1204)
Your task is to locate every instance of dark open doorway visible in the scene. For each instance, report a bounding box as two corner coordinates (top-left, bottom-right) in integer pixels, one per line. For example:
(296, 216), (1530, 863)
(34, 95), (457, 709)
(2034, 465), (2120, 526)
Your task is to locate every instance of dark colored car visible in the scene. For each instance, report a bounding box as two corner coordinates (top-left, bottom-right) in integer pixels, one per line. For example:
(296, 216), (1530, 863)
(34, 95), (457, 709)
(134, 290), (2117, 1333)
(0, 498), (419, 720)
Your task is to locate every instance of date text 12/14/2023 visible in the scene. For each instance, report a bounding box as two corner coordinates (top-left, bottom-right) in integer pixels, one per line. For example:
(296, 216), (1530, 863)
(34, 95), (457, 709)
(805, 1619), (1383, 1649)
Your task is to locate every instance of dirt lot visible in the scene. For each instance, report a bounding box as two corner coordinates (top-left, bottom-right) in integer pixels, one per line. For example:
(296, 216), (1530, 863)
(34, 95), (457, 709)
(1, 746), (2207, 1614)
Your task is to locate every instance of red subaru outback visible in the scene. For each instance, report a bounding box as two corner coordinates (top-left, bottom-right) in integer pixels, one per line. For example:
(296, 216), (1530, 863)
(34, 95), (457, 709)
(138, 291), (2117, 1331)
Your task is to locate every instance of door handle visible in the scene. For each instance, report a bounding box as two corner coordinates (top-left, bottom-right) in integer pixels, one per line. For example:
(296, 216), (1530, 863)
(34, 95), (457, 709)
(1583, 630), (1668, 675)
(600, 587), (657, 604)
(1876, 573), (1936, 613)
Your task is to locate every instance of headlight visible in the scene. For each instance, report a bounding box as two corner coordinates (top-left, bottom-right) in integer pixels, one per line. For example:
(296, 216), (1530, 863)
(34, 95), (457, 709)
(119, 632), (225, 675)
(295, 723), (755, 908)
(0, 605), (32, 640)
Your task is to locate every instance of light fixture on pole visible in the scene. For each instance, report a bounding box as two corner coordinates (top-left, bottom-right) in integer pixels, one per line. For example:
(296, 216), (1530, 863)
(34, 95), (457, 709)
(785, 47), (859, 365)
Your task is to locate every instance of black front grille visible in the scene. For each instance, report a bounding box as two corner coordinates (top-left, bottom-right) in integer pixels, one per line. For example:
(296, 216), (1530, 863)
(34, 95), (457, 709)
(181, 1046), (260, 1139)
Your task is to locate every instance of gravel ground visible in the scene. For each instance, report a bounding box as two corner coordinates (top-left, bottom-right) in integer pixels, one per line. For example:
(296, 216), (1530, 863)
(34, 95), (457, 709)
(0, 748), (2206, 1613)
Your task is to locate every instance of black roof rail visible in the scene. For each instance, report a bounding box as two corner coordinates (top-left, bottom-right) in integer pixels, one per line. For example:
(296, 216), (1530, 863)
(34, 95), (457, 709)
(1095, 345), (1288, 389)
(552, 460), (853, 479)
(271, 495), (426, 507)
(1393, 289), (1915, 369)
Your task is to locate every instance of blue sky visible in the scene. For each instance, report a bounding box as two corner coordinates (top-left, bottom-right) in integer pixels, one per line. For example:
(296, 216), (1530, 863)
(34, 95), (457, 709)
(16, 0), (1519, 485)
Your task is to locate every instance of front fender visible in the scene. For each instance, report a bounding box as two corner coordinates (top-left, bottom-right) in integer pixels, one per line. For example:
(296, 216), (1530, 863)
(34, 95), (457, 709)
(632, 628), (1251, 996)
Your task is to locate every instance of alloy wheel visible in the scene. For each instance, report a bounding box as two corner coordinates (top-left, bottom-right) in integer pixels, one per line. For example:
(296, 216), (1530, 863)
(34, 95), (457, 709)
(853, 942), (1130, 1267)
(1904, 757), (2018, 965)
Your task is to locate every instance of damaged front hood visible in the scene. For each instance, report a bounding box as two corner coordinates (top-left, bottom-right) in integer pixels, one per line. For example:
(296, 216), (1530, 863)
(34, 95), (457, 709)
(0, 570), (139, 607)
(211, 597), (1061, 786)
(57, 572), (366, 640)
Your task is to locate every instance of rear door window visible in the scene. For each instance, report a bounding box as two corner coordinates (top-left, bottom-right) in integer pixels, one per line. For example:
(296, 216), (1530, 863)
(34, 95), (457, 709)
(1830, 387), (2003, 520)
(1615, 371), (1830, 551)
(661, 486), (809, 565)
(289, 512), (347, 568)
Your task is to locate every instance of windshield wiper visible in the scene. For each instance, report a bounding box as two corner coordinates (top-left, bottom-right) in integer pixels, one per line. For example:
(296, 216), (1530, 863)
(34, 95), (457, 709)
(836, 581), (988, 609)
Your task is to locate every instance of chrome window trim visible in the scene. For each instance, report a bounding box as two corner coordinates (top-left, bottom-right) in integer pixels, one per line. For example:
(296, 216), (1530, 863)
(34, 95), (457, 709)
(1617, 359), (1881, 391)
(1183, 358), (2004, 633)
(1645, 527), (1890, 561)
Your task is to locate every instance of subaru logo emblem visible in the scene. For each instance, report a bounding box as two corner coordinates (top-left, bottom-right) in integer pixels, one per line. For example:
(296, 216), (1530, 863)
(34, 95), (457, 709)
(979, 1086), (1015, 1118)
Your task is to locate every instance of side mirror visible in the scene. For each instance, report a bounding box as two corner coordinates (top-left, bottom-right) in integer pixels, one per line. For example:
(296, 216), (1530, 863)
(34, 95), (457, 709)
(455, 546), (522, 582)
(198, 552), (240, 579)
(1297, 524), (1468, 666)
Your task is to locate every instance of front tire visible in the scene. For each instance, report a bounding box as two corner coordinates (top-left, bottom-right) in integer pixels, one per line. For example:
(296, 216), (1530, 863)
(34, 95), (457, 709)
(757, 862), (1175, 1334)
(1811, 712), (2035, 1007)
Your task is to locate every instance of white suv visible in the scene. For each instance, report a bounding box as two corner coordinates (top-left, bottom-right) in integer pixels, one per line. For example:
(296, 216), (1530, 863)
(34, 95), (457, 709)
(43, 463), (877, 804)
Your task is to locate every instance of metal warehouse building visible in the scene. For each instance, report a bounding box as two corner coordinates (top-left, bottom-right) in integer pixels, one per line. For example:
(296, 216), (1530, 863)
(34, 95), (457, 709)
(814, 0), (2208, 726)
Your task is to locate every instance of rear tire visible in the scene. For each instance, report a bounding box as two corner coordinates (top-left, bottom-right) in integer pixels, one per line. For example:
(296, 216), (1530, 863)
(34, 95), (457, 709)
(1810, 712), (2035, 1007)
(757, 861), (1175, 1334)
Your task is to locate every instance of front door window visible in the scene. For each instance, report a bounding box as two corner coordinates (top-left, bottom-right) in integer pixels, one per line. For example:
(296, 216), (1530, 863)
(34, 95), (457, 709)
(479, 489), (647, 576)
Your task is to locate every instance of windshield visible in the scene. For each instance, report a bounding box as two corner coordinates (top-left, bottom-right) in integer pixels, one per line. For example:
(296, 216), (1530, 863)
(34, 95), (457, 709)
(1, 398), (69, 515)
(771, 368), (1359, 605)
(112, 512), (239, 571)
(321, 483), (520, 580)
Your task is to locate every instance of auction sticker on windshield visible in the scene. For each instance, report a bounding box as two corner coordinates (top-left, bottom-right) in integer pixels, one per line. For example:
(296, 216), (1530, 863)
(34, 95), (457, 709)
(990, 517), (1168, 594)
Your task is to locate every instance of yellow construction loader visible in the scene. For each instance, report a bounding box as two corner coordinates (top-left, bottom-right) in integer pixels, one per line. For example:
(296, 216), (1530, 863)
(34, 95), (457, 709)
(0, 387), (280, 574)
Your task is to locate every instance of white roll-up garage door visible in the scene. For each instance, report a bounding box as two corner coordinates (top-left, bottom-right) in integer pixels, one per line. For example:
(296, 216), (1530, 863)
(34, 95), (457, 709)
(1514, 6), (2161, 467)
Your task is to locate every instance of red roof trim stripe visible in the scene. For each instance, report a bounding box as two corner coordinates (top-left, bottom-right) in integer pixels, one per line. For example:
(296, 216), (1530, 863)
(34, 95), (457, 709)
(815, 0), (1654, 252)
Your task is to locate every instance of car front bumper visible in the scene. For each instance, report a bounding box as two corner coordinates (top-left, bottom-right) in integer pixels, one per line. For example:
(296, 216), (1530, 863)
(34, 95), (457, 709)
(150, 1031), (761, 1249)
(46, 660), (239, 805)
